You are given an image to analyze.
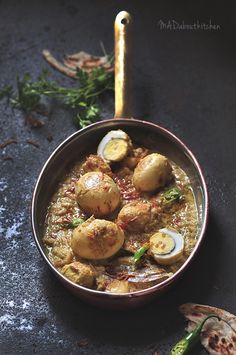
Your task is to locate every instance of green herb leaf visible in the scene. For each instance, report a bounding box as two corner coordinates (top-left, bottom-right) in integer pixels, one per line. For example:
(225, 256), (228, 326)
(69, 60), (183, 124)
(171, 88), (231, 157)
(0, 53), (114, 128)
(66, 218), (85, 229)
(163, 187), (182, 203)
(133, 245), (149, 263)
(0, 84), (13, 100)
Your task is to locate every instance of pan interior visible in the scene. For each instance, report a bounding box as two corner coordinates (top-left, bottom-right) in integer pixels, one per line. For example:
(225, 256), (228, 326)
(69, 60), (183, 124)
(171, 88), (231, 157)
(33, 119), (206, 260)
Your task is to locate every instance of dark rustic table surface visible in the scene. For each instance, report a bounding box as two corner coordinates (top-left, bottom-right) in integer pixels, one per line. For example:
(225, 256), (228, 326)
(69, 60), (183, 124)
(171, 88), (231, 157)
(1, 1), (236, 354)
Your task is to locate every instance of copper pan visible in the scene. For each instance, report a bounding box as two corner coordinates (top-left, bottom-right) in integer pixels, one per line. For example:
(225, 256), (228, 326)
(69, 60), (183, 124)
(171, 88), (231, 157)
(31, 11), (208, 309)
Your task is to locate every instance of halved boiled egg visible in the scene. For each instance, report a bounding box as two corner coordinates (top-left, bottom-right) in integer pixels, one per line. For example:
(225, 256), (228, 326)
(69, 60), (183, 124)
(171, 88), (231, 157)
(97, 130), (132, 163)
(149, 228), (184, 265)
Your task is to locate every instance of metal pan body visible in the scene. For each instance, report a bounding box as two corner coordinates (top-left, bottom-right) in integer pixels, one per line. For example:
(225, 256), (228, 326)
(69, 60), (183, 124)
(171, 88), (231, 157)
(31, 118), (208, 309)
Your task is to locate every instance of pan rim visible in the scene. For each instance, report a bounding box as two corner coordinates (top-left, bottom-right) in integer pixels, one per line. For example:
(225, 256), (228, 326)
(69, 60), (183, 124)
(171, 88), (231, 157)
(31, 118), (208, 299)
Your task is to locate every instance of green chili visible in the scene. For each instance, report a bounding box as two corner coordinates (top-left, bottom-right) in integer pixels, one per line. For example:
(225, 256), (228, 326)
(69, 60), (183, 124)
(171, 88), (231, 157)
(133, 245), (149, 263)
(169, 314), (221, 355)
(66, 217), (85, 229)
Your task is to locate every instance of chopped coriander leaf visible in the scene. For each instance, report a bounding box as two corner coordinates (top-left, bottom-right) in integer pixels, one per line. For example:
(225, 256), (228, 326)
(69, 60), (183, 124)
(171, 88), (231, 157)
(163, 187), (182, 203)
(0, 84), (13, 100)
(66, 218), (85, 229)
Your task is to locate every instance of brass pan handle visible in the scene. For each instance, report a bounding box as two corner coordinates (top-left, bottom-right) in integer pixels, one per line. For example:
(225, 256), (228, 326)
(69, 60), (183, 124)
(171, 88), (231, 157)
(114, 11), (132, 118)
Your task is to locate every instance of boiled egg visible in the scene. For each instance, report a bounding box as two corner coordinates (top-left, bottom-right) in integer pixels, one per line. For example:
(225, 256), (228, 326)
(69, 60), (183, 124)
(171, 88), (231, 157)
(75, 172), (120, 217)
(133, 153), (172, 192)
(117, 201), (152, 232)
(71, 218), (125, 260)
(149, 228), (184, 265)
(61, 261), (95, 287)
(97, 130), (131, 163)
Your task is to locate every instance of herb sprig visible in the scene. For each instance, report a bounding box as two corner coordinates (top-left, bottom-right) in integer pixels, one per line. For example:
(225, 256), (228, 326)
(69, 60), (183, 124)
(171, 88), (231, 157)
(0, 63), (114, 128)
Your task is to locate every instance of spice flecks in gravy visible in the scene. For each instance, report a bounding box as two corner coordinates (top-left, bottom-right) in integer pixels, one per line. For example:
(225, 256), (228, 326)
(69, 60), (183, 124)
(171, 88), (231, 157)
(43, 135), (198, 293)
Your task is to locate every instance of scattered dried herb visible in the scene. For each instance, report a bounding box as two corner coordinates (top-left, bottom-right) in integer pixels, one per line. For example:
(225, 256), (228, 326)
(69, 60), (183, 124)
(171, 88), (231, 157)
(77, 339), (88, 347)
(2, 156), (13, 162)
(26, 139), (40, 148)
(0, 138), (17, 149)
(24, 114), (45, 128)
(46, 135), (53, 142)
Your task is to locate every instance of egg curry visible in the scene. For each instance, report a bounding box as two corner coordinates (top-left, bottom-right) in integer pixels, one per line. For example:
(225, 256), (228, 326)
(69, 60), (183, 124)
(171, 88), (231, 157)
(43, 130), (198, 293)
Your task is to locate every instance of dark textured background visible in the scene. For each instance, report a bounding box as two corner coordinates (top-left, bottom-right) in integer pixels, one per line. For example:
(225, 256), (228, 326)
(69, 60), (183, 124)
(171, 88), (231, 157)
(0, 1), (236, 354)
